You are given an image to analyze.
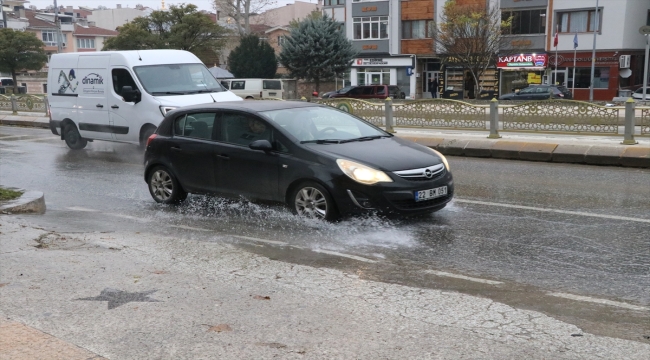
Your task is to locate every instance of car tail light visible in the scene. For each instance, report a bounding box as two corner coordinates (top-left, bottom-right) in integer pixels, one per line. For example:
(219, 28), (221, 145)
(559, 93), (564, 97)
(146, 133), (157, 148)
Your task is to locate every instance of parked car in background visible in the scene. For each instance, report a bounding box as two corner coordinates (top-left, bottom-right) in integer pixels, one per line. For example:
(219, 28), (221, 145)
(328, 85), (406, 100)
(632, 86), (650, 100)
(321, 86), (354, 98)
(144, 101), (453, 220)
(499, 85), (573, 101)
(219, 78), (283, 99)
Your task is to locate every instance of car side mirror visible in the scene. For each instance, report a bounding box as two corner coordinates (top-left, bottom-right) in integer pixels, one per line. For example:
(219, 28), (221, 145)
(249, 139), (273, 152)
(122, 86), (141, 103)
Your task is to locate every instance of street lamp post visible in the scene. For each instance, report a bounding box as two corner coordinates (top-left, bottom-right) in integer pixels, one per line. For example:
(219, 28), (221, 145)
(589, 0), (599, 102)
(643, 34), (649, 101)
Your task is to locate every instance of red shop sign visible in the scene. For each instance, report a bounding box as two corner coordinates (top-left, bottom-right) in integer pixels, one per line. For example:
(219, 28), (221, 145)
(497, 53), (548, 68)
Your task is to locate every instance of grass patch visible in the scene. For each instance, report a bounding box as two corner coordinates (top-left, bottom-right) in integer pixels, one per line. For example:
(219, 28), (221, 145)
(0, 187), (23, 201)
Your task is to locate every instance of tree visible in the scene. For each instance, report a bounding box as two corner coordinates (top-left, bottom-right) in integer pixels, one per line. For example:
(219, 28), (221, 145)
(214, 0), (276, 36)
(103, 4), (228, 65)
(279, 14), (357, 93)
(0, 29), (47, 93)
(431, 0), (512, 96)
(227, 34), (277, 78)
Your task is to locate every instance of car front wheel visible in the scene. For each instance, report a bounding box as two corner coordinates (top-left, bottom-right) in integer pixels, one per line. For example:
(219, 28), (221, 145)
(291, 182), (338, 221)
(63, 123), (88, 150)
(148, 166), (187, 204)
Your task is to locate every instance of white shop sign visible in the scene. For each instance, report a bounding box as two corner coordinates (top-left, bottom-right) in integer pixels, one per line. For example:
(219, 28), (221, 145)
(353, 57), (413, 67)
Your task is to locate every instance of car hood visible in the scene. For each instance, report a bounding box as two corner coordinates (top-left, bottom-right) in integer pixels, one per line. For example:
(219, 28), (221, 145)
(154, 91), (242, 106)
(305, 137), (443, 171)
(499, 93), (516, 100)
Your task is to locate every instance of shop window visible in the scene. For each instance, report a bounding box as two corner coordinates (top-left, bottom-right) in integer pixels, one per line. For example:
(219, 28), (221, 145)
(571, 67), (609, 88)
(353, 17), (389, 40)
(502, 9), (546, 35)
(402, 20), (432, 39)
(557, 9), (602, 33)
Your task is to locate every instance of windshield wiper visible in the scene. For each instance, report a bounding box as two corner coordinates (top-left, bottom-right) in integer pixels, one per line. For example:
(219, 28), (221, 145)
(340, 135), (385, 143)
(300, 139), (342, 144)
(190, 89), (223, 94)
(151, 91), (187, 95)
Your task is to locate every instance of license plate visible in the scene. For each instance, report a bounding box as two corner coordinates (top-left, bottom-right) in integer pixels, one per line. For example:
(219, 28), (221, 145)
(415, 186), (447, 202)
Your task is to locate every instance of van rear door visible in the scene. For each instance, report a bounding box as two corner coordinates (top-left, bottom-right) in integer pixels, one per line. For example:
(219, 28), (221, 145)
(262, 80), (283, 99)
(76, 55), (112, 140)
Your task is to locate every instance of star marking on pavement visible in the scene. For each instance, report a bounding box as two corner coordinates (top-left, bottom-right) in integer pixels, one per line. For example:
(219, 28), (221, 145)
(76, 288), (161, 309)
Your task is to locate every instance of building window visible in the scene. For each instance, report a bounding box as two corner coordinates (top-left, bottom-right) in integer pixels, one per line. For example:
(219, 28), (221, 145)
(324, 0), (344, 5)
(501, 9), (546, 35)
(42, 31), (57, 46)
(353, 17), (389, 40)
(402, 20), (432, 39)
(647, 10), (650, 26)
(571, 67), (609, 88)
(77, 38), (95, 49)
(277, 35), (285, 47)
(557, 9), (602, 33)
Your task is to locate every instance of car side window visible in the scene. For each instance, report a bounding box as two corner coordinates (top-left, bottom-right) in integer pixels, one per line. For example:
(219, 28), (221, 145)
(219, 112), (272, 146)
(231, 81), (245, 90)
(362, 87), (374, 95)
(349, 87), (363, 95)
(111, 68), (138, 97)
(174, 112), (216, 140)
(536, 87), (548, 93)
(519, 88), (534, 94)
(376, 86), (386, 95)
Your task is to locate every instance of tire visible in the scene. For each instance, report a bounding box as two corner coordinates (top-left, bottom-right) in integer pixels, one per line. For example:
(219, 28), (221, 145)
(63, 123), (87, 150)
(290, 181), (339, 221)
(140, 126), (156, 150)
(147, 166), (187, 204)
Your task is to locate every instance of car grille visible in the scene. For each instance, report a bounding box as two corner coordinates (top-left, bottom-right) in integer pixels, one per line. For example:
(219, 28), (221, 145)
(389, 188), (454, 210)
(393, 164), (446, 181)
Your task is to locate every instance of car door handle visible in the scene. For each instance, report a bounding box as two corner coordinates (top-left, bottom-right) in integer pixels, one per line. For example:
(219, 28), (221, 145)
(111, 105), (119, 109)
(216, 154), (230, 160)
(96, 104), (103, 108)
(171, 146), (182, 152)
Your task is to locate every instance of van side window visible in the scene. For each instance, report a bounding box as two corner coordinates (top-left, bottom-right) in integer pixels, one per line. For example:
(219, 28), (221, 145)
(220, 81), (230, 89)
(112, 69), (138, 97)
(174, 112), (216, 140)
(362, 87), (374, 95)
(231, 81), (245, 90)
(376, 86), (386, 95)
(263, 80), (281, 90)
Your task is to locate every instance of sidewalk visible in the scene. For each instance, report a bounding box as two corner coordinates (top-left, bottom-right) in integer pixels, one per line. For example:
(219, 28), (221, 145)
(1, 111), (649, 168)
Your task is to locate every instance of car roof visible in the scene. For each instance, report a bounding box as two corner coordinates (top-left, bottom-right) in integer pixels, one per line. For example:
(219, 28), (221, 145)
(170, 100), (322, 114)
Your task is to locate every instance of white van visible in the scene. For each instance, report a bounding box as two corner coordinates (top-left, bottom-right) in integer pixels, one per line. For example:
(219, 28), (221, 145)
(47, 50), (241, 150)
(219, 78), (283, 99)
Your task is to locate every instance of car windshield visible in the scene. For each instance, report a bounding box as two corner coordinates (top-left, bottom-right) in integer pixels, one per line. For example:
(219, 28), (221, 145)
(134, 63), (225, 95)
(261, 106), (390, 143)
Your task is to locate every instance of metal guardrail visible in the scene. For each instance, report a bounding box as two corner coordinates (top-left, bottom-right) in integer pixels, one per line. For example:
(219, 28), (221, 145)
(0, 94), (48, 115)
(640, 108), (650, 136)
(392, 99), (487, 129)
(501, 100), (620, 134)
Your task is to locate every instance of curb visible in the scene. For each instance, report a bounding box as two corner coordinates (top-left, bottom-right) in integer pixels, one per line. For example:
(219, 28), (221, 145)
(399, 135), (650, 168)
(0, 117), (50, 129)
(0, 190), (46, 214)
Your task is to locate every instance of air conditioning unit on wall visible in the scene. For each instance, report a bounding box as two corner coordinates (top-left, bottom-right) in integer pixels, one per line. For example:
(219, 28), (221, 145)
(619, 55), (631, 69)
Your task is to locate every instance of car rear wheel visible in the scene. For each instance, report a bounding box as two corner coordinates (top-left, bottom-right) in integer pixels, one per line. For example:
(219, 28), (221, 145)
(63, 123), (88, 150)
(148, 166), (187, 204)
(291, 182), (338, 221)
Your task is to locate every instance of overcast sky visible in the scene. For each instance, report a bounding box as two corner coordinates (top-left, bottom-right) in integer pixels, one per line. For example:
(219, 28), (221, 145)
(24, 0), (318, 12)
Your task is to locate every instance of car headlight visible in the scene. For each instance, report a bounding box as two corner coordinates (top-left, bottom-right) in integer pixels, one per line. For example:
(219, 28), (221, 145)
(427, 148), (450, 171)
(159, 106), (177, 116)
(336, 159), (393, 185)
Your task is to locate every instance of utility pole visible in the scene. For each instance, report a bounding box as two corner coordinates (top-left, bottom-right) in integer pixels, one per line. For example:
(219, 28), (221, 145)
(589, 0), (599, 102)
(53, 0), (63, 53)
(1, 0), (7, 29)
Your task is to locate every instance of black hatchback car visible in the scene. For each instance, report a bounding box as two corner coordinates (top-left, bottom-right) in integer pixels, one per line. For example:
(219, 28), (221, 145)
(144, 101), (453, 220)
(499, 85), (573, 100)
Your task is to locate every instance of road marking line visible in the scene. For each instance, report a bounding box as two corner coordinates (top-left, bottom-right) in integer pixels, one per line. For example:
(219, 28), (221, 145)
(424, 270), (503, 285)
(455, 199), (650, 224)
(66, 206), (99, 212)
(231, 235), (289, 246)
(170, 225), (212, 232)
(547, 292), (648, 311)
(312, 249), (377, 263)
(105, 213), (151, 223)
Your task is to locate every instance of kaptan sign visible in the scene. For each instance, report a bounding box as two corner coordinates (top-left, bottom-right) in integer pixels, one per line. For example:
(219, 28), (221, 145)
(497, 54), (548, 68)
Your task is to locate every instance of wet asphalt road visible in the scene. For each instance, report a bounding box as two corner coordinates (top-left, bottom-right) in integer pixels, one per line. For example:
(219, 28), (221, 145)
(1, 126), (649, 341)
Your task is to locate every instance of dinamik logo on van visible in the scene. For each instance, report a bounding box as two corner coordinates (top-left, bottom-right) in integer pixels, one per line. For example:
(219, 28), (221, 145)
(81, 73), (105, 95)
(57, 69), (79, 94)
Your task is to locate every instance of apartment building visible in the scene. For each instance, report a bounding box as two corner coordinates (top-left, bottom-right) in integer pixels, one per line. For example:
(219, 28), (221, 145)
(325, 0), (649, 101)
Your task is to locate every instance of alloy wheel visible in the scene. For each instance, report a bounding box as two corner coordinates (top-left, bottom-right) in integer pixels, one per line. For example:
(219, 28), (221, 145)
(294, 187), (328, 219)
(150, 169), (173, 201)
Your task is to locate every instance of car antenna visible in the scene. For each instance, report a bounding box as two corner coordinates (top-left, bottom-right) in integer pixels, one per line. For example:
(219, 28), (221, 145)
(137, 50), (142, 61)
